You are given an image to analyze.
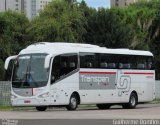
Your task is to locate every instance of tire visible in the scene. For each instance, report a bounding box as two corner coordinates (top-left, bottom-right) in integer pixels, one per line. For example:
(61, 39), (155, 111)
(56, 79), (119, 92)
(96, 104), (111, 109)
(36, 106), (47, 111)
(66, 94), (78, 111)
(122, 93), (137, 109)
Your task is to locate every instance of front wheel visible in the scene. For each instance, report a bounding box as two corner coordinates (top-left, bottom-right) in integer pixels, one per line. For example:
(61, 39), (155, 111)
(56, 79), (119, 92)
(122, 93), (137, 109)
(36, 106), (47, 111)
(66, 94), (78, 111)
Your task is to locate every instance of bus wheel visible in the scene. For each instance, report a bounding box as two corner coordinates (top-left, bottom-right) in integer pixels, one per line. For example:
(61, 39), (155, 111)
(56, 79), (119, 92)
(96, 104), (111, 109)
(36, 106), (47, 111)
(122, 93), (137, 109)
(66, 94), (78, 111)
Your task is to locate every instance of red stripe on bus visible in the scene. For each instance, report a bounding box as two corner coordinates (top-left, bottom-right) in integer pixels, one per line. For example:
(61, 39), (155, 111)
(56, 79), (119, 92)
(79, 72), (116, 75)
(124, 72), (154, 75)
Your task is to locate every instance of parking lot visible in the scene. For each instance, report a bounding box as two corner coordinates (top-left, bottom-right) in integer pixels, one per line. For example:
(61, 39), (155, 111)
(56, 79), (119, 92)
(0, 103), (160, 125)
(0, 103), (160, 119)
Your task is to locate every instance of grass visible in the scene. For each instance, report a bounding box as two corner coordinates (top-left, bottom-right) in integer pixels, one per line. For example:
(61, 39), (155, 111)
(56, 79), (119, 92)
(149, 98), (160, 104)
(79, 104), (96, 108)
(0, 106), (13, 111)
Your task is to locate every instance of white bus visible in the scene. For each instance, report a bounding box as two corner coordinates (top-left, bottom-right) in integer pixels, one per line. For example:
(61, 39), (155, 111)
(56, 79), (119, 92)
(5, 42), (155, 111)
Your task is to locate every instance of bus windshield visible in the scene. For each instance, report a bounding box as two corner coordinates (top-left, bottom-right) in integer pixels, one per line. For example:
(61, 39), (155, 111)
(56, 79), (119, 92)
(12, 54), (49, 88)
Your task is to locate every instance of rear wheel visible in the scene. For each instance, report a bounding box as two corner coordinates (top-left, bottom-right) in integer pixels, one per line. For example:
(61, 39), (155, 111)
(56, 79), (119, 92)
(36, 106), (47, 111)
(96, 104), (111, 109)
(66, 94), (78, 111)
(122, 93), (137, 109)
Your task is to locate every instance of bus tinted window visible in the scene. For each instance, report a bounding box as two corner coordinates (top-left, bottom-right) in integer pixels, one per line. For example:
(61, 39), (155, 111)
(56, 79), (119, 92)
(80, 53), (98, 68)
(117, 55), (153, 70)
(136, 56), (147, 69)
(51, 53), (78, 83)
(99, 54), (117, 69)
(146, 56), (154, 70)
(79, 52), (153, 70)
(119, 55), (131, 69)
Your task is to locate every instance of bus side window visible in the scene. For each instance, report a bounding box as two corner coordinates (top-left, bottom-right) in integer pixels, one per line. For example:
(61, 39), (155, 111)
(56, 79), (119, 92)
(118, 55), (132, 69)
(51, 56), (61, 83)
(108, 63), (116, 69)
(51, 53), (78, 84)
(130, 55), (137, 69)
(80, 53), (98, 68)
(99, 54), (117, 69)
(100, 62), (107, 68)
(146, 57), (154, 70)
(136, 56), (147, 70)
(86, 62), (92, 68)
(137, 63), (145, 69)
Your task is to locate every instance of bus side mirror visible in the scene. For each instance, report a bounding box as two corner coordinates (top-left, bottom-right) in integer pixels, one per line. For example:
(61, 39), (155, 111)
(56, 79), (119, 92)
(5, 55), (17, 70)
(44, 55), (52, 69)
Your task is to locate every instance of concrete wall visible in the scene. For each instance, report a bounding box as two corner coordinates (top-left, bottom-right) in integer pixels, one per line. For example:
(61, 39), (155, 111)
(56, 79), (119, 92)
(155, 81), (160, 99)
(0, 81), (11, 106)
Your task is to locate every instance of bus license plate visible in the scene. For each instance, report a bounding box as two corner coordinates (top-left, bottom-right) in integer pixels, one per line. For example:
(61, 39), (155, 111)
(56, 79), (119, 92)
(24, 100), (31, 103)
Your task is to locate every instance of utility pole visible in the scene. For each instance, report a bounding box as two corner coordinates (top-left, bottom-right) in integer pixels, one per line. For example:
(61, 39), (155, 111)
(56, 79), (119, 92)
(21, 0), (24, 13)
(5, 0), (6, 11)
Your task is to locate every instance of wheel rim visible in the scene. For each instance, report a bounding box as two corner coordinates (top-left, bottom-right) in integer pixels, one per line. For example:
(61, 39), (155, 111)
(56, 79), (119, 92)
(130, 96), (136, 106)
(71, 97), (77, 108)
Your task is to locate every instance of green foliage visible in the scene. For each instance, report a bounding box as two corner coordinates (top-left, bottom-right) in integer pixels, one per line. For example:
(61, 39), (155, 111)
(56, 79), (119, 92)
(28, 0), (87, 43)
(1, 0), (160, 79)
(0, 11), (29, 58)
(85, 8), (133, 48)
(111, 4), (156, 50)
(0, 60), (5, 80)
(0, 11), (29, 80)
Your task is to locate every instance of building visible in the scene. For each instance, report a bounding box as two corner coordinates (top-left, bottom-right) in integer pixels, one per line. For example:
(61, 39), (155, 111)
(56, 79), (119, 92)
(0, 0), (5, 11)
(0, 0), (52, 19)
(111, 0), (137, 7)
(0, 0), (25, 13)
(25, 0), (52, 19)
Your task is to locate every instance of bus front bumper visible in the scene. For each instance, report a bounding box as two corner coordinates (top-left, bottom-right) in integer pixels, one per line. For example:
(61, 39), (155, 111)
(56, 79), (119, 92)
(11, 98), (50, 107)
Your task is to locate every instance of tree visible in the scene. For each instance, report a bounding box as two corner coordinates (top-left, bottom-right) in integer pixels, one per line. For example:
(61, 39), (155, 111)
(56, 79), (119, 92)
(1, 11), (29, 58)
(28, 0), (87, 43)
(85, 8), (133, 48)
(0, 11), (29, 80)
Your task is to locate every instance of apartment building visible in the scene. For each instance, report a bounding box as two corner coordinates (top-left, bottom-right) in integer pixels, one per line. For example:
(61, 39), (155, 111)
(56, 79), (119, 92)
(0, 0), (52, 19)
(0, 0), (25, 12)
(25, 0), (52, 19)
(111, 0), (137, 7)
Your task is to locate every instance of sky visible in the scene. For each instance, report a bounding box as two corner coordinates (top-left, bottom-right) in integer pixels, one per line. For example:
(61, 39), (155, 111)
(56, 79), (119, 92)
(77, 0), (111, 9)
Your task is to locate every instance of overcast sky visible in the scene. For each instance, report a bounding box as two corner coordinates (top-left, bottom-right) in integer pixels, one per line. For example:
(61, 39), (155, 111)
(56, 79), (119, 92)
(77, 0), (111, 9)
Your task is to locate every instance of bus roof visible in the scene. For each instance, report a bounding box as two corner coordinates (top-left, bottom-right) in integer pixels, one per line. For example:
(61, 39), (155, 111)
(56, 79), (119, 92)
(19, 42), (153, 56)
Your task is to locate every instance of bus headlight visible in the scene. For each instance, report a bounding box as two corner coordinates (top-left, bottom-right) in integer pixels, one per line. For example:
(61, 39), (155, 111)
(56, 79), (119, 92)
(38, 92), (49, 98)
(11, 94), (17, 99)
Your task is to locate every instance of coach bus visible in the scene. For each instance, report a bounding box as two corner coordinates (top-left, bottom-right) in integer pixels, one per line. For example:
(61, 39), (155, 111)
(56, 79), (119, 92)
(5, 42), (155, 111)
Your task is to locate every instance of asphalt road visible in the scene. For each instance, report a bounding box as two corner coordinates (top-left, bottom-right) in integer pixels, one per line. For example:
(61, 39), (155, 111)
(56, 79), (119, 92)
(0, 104), (160, 125)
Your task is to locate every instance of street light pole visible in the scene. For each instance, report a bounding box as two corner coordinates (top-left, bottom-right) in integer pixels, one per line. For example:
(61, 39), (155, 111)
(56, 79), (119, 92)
(5, 0), (6, 10)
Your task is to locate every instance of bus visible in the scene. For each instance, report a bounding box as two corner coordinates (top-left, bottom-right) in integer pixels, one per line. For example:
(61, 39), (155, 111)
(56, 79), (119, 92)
(5, 42), (155, 111)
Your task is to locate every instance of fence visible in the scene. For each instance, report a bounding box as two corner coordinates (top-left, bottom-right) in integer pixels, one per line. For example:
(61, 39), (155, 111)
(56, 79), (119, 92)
(0, 81), (11, 106)
(0, 81), (160, 107)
